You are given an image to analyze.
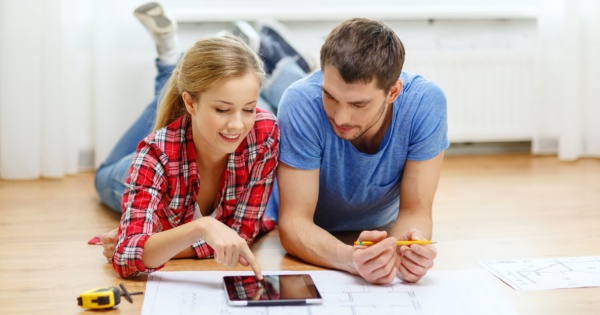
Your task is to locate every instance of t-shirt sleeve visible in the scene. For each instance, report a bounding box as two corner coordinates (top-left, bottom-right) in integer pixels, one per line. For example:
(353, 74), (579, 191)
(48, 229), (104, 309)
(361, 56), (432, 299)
(277, 83), (324, 170)
(407, 82), (449, 161)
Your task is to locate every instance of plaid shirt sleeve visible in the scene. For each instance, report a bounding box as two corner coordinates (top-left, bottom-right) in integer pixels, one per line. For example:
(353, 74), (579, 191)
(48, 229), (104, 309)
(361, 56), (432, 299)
(192, 112), (280, 258)
(112, 142), (170, 279)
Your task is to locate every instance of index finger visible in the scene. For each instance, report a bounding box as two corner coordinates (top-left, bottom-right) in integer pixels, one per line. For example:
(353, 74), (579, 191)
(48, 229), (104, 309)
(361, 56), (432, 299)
(356, 230), (388, 243)
(252, 287), (264, 300)
(240, 247), (263, 280)
(401, 228), (424, 241)
(409, 243), (438, 260)
(354, 237), (396, 265)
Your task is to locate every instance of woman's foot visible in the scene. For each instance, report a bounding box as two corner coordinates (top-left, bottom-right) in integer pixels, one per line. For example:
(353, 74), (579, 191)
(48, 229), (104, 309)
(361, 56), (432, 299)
(134, 2), (180, 64)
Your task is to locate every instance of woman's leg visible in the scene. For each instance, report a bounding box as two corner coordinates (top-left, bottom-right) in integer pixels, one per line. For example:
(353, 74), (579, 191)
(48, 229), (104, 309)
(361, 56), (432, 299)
(94, 152), (136, 213)
(99, 61), (176, 167)
(95, 61), (176, 213)
(95, 2), (179, 213)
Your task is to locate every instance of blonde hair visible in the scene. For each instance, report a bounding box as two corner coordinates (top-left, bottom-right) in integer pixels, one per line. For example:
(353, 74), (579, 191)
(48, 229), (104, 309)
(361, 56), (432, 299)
(154, 36), (265, 131)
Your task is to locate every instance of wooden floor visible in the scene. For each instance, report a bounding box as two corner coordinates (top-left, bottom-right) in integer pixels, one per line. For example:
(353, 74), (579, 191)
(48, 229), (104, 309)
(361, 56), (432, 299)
(1, 153), (599, 314)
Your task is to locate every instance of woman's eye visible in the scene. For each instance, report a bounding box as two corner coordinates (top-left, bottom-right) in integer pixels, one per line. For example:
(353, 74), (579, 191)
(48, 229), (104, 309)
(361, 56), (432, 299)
(243, 109), (256, 113)
(216, 108), (228, 113)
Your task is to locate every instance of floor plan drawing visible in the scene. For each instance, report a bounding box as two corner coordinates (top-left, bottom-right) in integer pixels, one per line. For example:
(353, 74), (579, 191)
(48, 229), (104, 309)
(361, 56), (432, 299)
(479, 256), (600, 290)
(142, 269), (517, 315)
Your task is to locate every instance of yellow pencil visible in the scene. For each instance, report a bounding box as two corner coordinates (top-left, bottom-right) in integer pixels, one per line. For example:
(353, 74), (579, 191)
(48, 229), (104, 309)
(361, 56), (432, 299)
(354, 240), (436, 246)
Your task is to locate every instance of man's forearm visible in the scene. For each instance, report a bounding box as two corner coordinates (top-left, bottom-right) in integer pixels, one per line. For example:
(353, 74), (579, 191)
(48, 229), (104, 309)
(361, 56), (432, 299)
(390, 208), (433, 240)
(280, 218), (356, 274)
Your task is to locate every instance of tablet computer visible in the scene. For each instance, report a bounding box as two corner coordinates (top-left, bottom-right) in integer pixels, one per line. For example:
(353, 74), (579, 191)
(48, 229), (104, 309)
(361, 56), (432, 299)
(223, 274), (323, 306)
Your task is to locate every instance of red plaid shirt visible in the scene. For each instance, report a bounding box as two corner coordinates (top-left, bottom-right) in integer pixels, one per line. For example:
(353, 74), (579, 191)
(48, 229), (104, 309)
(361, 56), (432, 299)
(112, 109), (279, 278)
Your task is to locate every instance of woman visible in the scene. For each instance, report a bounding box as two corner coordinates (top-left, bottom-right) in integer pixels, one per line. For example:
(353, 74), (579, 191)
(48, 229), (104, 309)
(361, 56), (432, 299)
(95, 34), (279, 279)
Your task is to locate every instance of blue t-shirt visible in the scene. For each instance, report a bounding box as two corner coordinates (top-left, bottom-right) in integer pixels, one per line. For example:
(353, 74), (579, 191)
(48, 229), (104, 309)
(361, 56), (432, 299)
(266, 70), (448, 232)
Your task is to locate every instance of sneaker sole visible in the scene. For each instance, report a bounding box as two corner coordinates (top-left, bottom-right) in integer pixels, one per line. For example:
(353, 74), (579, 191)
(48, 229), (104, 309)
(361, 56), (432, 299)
(255, 19), (315, 73)
(133, 2), (174, 34)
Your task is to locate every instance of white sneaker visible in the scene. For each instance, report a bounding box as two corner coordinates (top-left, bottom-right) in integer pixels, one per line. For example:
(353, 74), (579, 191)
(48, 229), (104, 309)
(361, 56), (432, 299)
(215, 30), (235, 38)
(232, 21), (260, 53)
(255, 19), (315, 74)
(133, 2), (178, 56)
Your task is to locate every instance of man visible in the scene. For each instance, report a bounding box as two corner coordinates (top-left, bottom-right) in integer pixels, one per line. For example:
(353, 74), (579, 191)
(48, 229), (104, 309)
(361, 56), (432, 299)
(267, 18), (448, 284)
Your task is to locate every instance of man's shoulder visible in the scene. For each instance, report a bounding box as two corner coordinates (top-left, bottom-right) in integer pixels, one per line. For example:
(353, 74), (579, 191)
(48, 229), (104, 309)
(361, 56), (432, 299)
(400, 71), (444, 96)
(287, 70), (323, 94)
(279, 71), (324, 119)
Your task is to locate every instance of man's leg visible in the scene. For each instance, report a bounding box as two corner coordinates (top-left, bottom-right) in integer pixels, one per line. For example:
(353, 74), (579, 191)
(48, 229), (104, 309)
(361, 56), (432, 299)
(232, 20), (310, 115)
(254, 20), (314, 75)
(261, 57), (307, 115)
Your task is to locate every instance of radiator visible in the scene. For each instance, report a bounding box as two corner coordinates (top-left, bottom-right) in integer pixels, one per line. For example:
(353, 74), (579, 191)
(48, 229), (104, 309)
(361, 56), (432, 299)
(405, 53), (535, 143)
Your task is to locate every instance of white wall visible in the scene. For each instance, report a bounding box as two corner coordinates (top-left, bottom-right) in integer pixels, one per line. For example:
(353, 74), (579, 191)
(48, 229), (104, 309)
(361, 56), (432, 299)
(0, 0), (546, 178)
(96, 1), (538, 167)
(0, 0), (94, 178)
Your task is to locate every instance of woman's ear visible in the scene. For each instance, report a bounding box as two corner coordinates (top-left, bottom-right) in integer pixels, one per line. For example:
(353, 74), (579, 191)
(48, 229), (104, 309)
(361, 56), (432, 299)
(386, 80), (403, 103)
(182, 91), (195, 114)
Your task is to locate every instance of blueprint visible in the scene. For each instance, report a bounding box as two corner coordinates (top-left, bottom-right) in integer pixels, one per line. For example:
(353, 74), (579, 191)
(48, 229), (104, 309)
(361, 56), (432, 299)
(142, 269), (517, 315)
(479, 256), (600, 290)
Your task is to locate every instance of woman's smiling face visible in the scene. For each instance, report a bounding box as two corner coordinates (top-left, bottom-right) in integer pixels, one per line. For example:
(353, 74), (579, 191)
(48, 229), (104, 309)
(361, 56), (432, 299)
(184, 72), (261, 158)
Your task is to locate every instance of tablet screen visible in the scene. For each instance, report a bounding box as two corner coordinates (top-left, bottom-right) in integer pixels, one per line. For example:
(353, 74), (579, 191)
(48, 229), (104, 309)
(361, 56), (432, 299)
(223, 274), (323, 306)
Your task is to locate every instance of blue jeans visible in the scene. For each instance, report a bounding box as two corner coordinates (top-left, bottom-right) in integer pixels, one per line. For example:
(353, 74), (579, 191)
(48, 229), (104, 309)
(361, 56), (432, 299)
(257, 57), (307, 115)
(94, 57), (306, 213)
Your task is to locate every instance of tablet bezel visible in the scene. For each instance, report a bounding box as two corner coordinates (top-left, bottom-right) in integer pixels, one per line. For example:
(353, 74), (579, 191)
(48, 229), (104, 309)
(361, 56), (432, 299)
(223, 274), (323, 306)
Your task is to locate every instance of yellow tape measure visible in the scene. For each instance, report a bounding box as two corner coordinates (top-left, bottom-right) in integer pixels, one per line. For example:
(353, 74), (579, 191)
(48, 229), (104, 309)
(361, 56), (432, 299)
(77, 284), (142, 309)
(77, 287), (121, 309)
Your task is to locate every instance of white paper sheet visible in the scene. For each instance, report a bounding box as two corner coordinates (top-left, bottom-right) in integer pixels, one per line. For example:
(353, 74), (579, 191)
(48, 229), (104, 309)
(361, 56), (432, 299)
(142, 269), (517, 315)
(479, 256), (600, 290)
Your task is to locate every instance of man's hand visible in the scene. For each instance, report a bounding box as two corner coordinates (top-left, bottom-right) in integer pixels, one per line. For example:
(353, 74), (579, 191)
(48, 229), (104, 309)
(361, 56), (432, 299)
(395, 228), (436, 283)
(351, 230), (398, 284)
(100, 228), (118, 262)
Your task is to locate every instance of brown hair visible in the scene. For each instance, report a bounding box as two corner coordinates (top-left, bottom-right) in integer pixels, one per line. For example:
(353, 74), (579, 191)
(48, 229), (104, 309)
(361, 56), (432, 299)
(320, 18), (405, 92)
(154, 36), (264, 131)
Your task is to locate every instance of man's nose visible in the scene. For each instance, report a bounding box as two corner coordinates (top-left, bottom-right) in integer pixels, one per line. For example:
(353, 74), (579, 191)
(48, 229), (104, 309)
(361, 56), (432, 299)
(333, 106), (351, 126)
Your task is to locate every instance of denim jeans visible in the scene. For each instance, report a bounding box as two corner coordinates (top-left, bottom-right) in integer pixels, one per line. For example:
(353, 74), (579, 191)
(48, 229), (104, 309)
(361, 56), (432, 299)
(94, 57), (307, 213)
(257, 56), (307, 115)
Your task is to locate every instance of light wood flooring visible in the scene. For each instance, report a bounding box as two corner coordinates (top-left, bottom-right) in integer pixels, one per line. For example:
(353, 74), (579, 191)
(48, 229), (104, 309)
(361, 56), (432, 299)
(0, 153), (599, 314)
